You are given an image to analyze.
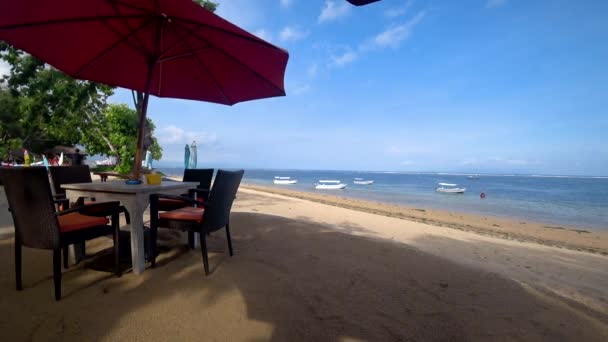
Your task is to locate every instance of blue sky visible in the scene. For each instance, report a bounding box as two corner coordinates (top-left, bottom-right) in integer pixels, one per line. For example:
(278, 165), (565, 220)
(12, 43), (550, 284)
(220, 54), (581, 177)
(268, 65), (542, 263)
(108, 0), (608, 176)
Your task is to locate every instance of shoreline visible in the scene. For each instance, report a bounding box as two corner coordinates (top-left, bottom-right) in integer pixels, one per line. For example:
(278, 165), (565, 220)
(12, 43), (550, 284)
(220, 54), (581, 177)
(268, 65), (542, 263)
(242, 183), (608, 255)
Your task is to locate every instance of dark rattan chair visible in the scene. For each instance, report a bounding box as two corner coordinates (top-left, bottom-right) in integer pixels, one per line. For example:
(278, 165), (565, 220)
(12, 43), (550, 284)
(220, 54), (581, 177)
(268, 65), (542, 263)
(0, 167), (121, 301)
(156, 168), (214, 249)
(149, 169), (243, 275)
(157, 168), (215, 211)
(49, 165), (130, 267)
(49, 165), (130, 221)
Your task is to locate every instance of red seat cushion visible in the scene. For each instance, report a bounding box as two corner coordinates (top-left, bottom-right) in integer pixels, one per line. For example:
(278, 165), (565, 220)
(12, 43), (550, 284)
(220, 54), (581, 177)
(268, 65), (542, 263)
(159, 207), (205, 224)
(58, 213), (109, 233)
(158, 197), (204, 209)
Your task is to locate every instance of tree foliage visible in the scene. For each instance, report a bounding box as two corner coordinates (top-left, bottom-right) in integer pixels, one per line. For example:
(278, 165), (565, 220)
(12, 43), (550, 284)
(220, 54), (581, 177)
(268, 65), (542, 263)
(82, 104), (162, 174)
(0, 88), (22, 159)
(0, 42), (162, 170)
(0, 42), (113, 159)
(193, 0), (219, 12)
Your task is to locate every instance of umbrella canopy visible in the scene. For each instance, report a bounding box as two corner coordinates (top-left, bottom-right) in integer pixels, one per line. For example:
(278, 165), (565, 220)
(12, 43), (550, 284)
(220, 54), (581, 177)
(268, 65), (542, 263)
(0, 0), (289, 179)
(184, 144), (190, 170)
(189, 140), (197, 169)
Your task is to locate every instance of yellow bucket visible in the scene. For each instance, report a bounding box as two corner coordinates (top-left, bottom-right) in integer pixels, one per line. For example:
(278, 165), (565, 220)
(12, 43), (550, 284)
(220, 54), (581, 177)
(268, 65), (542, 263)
(145, 173), (162, 185)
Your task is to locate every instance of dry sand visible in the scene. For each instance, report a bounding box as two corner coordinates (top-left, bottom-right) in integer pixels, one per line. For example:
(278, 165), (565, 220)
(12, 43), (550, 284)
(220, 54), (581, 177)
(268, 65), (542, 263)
(0, 185), (607, 341)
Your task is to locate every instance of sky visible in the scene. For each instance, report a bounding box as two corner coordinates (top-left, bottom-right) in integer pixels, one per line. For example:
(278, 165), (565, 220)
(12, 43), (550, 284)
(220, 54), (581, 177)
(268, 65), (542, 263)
(105, 0), (608, 176)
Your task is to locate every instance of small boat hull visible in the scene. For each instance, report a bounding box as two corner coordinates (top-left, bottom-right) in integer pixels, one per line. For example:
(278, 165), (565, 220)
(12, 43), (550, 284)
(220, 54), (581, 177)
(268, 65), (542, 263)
(436, 187), (466, 194)
(273, 179), (297, 185)
(315, 183), (347, 190)
(353, 180), (374, 185)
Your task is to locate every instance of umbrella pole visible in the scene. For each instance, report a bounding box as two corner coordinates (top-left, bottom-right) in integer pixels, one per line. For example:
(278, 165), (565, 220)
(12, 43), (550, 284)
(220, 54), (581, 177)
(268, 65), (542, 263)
(133, 90), (150, 181)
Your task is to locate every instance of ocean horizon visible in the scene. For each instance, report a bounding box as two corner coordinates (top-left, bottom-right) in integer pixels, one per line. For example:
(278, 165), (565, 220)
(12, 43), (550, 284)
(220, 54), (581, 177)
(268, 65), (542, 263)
(157, 167), (608, 231)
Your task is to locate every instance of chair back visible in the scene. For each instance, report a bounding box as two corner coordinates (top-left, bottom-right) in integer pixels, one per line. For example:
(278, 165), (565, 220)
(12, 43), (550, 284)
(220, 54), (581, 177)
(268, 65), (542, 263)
(49, 165), (92, 196)
(0, 167), (60, 249)
(202, 169), (244, 233)
(183, 168), (214, 189)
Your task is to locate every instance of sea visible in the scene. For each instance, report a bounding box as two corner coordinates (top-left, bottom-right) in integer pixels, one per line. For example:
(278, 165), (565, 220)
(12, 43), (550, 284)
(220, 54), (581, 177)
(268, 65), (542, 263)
(158, 168), (608, 231)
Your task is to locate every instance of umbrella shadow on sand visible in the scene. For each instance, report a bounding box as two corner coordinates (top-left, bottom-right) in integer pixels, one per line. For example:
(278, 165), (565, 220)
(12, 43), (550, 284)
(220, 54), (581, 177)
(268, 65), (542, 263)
(0, 212), (606, 341)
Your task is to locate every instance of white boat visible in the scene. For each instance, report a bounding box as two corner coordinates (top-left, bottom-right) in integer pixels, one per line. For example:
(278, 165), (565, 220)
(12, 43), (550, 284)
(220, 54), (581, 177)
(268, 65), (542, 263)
(96, 156), (116, 166)
(353, 178), (374, 185)
(273, 176), (297, 185)
(435, 183), (466, 194)
(467, 174), (480, 180)
(315, 180), (347, 190)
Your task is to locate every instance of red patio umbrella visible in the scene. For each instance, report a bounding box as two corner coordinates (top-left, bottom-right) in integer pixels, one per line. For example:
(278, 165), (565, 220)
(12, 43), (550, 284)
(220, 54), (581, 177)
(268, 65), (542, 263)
(0, 0), (289, 180)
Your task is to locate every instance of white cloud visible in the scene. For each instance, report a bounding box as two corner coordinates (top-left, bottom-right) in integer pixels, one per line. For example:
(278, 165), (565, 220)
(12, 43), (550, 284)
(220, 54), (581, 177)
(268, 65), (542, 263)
(486, 0), (507, 8)
(385, 1), (412, 18)
(253, 29), (272, 42)
(368, 11), (425, 49)
(279, 26), (309, 42)
(157, 125), (218, 146)
(318, 1), (351, 23)
(307, 63), (319, 78)
(280, 0), (294, 8)
(330, 50), (357, 67)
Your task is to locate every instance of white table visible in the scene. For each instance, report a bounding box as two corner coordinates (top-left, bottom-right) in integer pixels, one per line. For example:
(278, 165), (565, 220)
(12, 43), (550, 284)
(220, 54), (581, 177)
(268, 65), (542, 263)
(62, 181), (199, 274)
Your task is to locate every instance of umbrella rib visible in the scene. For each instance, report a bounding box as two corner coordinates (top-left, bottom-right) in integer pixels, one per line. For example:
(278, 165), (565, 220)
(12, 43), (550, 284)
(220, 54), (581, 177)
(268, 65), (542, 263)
(158, 24), (207, 60)
(157, 17), (165, 94)
(173, 16), (287, 54)
(100, 20), (150, 58)
(158, 47), (213, 63)
(107, 0), (151, 55)
(186, 42), (232, 104)
(0, 15), (144, 31)
(173, 21), (286, 97)
(108, 0), (284, 56)
(74, 17), (155, 78)
(105, 0), (152, 15)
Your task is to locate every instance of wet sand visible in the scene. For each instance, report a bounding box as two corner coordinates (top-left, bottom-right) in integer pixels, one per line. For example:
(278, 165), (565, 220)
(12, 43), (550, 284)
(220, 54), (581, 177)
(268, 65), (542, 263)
(242, 184), (608, 255)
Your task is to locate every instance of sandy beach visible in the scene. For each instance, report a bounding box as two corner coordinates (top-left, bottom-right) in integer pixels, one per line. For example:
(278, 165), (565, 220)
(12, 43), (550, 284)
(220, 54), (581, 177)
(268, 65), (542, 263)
(242, 184), (608, 255)
(0, 184), (607, 341)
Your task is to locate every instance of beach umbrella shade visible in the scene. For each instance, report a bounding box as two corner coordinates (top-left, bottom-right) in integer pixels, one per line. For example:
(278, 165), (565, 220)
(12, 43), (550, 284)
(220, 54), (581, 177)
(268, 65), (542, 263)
(0, 0), (289, 180)
(184, 144), (190, 170)
(189, 140), (197, 169)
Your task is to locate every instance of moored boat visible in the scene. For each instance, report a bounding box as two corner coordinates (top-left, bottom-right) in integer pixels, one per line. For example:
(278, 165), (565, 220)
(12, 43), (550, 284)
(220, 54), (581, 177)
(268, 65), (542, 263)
(96, 156), (117, 166)
(353, 178), (374, 185)
(273, 176), (297, 185)
(435, 183), (466, 194)
(315, 180), (347, 189)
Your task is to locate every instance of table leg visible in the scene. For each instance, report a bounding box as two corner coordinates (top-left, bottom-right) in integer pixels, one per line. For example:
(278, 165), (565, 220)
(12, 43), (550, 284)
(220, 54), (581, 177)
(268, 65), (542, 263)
(121, 197), (146, 274)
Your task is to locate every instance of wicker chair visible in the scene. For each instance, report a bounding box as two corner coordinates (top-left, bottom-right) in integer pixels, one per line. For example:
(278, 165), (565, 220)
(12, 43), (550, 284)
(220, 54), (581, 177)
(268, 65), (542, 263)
(157, 168), (215, 212)
(0, 167), (121, 301)
(156, 168), (214, 250)
(49, 165), (131, 221)
(149, 169), (243, 275)
(49, 165), (130, 267)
